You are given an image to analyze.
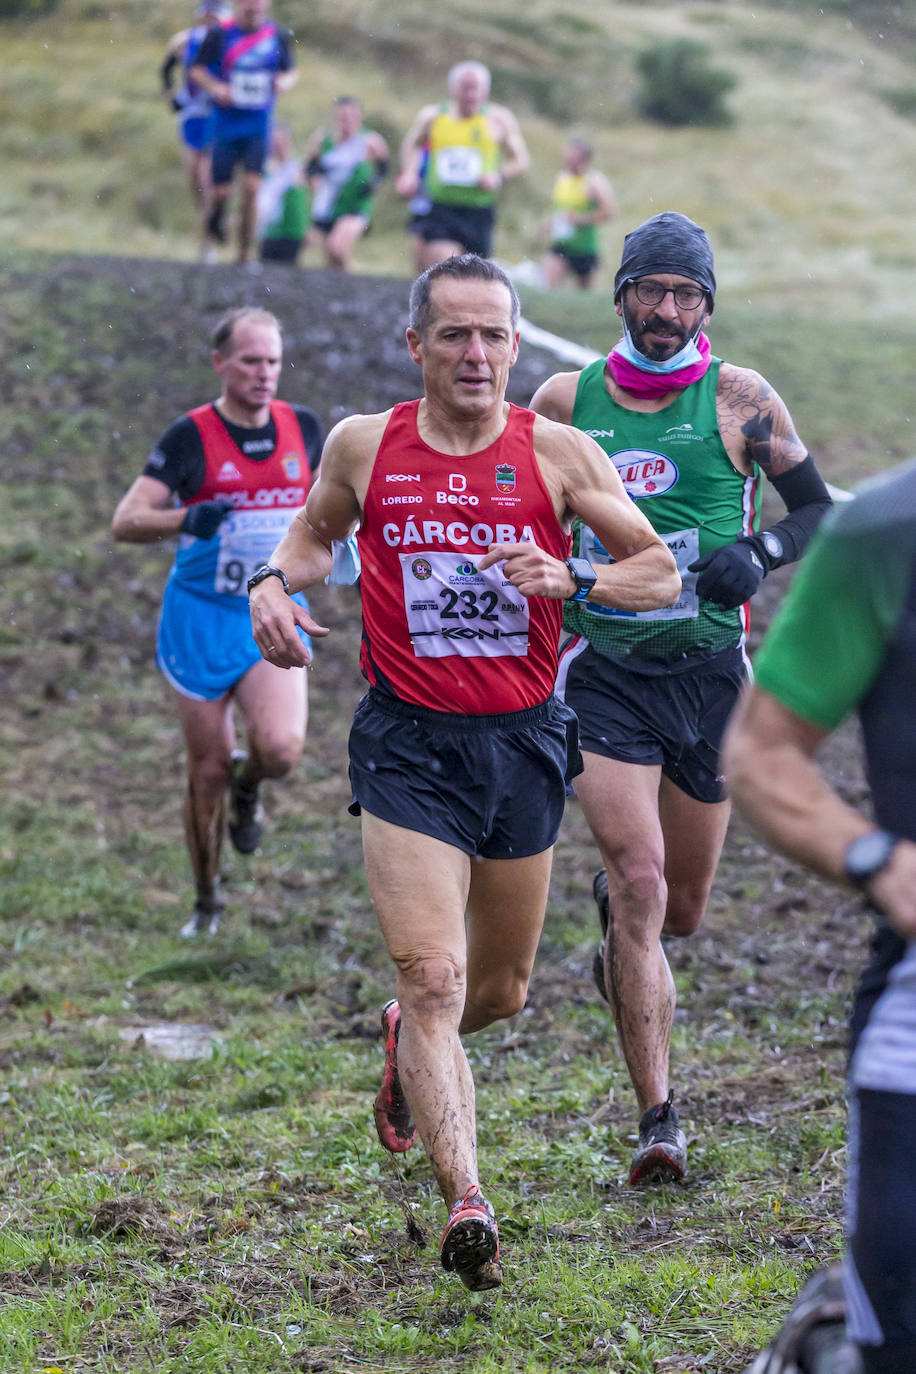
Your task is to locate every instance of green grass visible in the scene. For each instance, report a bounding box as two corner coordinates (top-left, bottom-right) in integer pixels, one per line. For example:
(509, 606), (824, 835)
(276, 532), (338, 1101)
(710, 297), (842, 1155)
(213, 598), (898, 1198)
(0, 713), (859, 1371)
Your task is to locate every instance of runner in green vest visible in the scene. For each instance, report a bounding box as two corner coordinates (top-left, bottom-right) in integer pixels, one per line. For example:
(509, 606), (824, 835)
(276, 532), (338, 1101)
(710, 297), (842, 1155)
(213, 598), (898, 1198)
(304, 96), (389, 271)
(540, 138), (616, 291)
(530, 211), (832, 1186)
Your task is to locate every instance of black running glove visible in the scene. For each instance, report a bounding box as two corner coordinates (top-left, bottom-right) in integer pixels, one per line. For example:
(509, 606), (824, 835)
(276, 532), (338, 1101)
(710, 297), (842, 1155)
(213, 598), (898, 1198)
(688, 538), (766, 609)
(180, 500), (234, 539)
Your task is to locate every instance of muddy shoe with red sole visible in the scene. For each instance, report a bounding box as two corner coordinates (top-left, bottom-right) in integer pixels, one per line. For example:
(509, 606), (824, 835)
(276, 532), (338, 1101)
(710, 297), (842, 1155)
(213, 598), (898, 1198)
(373, 999), (418, 1153)
(440, 1187), (503, 1291)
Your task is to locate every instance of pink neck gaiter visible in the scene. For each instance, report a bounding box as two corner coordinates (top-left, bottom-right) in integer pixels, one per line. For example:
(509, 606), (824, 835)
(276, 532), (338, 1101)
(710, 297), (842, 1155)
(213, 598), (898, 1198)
(607, 331), (712, 398)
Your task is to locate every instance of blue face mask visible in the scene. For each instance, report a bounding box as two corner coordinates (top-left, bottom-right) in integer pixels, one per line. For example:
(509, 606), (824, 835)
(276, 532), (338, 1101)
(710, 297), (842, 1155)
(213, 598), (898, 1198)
(614, 320), (704, 374)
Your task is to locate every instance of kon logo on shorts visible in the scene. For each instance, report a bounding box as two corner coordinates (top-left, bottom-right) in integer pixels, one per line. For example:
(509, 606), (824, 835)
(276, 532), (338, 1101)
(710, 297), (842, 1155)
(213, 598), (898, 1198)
(614, 449), (679, 499)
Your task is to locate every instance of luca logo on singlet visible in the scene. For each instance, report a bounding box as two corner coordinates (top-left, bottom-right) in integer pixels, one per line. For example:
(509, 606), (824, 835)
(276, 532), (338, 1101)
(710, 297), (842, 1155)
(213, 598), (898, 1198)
(614, 449), (679, 498)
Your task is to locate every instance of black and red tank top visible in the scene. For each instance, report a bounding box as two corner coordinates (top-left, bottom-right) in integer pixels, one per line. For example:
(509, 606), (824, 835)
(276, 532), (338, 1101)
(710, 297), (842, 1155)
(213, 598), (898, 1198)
(357, 400), (571, 713)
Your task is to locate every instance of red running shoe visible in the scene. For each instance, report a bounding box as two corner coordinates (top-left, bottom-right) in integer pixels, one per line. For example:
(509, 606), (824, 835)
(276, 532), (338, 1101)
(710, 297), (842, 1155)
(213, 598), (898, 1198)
(373, 999), (418, 1153)
(439, 1187), (503, 1291)
(628, 1091), (687, 1186)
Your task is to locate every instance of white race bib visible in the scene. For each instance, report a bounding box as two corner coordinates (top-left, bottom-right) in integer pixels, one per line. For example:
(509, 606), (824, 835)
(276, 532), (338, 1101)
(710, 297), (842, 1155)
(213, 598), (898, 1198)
(578, 525), (699, 621)
(230, 69), (272, 109)
(551, 212), (573, 241)
(214, 509), (293, 596)
(434, 146), (483, 187)
(400, 551), (529, 658)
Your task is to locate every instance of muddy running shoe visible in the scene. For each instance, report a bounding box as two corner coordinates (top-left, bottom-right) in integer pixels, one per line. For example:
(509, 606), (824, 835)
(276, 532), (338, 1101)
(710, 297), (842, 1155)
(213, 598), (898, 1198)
(227, 749), (263, 854)
(179, 899), (223, 939)
(440, 1187), (503, 1291)
(373, 999), (418, 1153)
(592, 868), (611, 1003)
(745, 1264), (863, 1373)
(629, 1090), (687, 1185)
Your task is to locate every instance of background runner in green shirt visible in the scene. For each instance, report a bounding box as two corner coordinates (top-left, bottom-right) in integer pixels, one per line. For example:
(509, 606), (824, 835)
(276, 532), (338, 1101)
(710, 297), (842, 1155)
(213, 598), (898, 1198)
(531, 211), (832, 1187)
(725, 459), (916, 1374)
(304, 96), (389, 272)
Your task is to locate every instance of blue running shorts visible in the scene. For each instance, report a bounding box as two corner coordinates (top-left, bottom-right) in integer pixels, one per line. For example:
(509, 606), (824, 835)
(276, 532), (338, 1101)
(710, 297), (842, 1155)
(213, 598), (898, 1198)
(156, 578), (310, 701)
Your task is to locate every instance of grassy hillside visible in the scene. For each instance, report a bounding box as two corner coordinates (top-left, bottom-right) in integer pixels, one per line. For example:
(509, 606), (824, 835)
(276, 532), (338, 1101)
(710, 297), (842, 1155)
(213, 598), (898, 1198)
(5, 0), (916, 312)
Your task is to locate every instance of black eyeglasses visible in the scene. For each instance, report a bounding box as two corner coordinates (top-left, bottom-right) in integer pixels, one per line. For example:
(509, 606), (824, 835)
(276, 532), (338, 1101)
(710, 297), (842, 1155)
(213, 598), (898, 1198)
(629, 279), (707, 311)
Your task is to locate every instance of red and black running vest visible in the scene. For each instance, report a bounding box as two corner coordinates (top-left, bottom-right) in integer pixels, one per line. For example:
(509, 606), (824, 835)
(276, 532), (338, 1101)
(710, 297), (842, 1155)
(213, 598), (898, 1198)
(357, 401), (571, 712)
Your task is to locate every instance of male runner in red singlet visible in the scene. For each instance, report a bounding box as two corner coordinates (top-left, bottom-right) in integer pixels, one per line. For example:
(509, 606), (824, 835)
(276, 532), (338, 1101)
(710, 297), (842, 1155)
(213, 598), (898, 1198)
(112, 308), (322, 937)
(247, 255), (681, 1291)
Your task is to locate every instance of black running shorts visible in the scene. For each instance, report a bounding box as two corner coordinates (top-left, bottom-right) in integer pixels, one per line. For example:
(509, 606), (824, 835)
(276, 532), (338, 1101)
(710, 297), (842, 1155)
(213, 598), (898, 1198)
(348, 689), (582, 858)
(211, 132), (268, 184)
(416, 203), (495, 258)
(557, 639), (746, 804)
(549, 245), (600, 279)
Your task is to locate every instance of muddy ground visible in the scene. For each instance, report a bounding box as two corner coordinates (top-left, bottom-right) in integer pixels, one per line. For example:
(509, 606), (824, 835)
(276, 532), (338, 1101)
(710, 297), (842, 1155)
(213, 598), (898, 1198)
(4, 247), (874, 1097)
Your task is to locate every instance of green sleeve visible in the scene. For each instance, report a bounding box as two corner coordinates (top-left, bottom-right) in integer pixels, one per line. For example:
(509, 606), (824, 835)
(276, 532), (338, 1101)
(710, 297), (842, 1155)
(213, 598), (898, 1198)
(282, 185), (309, 238)
(753, 508), (904, 730)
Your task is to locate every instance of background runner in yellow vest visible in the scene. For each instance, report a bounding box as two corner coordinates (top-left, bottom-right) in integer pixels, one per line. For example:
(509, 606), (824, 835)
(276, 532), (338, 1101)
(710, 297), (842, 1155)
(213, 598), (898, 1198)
(395, 61), (530, 269)
(540, 138), (617, 291)
(304, 96), (390, 272)
(530, 212), (833, 1188)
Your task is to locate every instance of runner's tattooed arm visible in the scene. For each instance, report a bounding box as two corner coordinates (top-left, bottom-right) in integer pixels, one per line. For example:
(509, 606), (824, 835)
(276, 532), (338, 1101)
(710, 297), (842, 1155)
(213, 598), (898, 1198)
(715, 363), (832, 573)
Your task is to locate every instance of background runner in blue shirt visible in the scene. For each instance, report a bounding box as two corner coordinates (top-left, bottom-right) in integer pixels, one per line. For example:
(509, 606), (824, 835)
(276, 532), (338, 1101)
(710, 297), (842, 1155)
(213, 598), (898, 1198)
(190, 0), (297, 264)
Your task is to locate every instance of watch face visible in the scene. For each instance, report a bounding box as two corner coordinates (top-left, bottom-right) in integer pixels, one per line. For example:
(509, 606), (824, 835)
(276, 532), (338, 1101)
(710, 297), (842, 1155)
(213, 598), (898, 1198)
(845, 830), (896, 882)
(762, 532), (783, 561)
(567, 558), (597, 589)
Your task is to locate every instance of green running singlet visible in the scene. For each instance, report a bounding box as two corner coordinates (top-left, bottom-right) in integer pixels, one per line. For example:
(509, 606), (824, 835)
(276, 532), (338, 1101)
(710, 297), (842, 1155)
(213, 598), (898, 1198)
(565, 357), (761, 666)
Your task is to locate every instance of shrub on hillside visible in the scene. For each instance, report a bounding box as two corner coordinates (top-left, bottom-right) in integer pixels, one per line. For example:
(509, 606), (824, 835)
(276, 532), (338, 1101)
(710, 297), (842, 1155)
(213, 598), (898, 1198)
(636, 39), (737, 127)
(881, 85), (916, 120)
(0, 0), (59, 15)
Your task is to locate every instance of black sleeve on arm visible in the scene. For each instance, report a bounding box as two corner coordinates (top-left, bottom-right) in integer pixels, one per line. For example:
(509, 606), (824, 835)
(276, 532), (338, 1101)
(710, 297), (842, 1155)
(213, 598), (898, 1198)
(193, 28), (220, 69)
(161, 51), (179, 92)
(368, 158), (389, 192)
(294, 406), (325, 472)
(745, 454), (834, 571)
(277, 29), (295, 70)
(143, 416), (207, 500)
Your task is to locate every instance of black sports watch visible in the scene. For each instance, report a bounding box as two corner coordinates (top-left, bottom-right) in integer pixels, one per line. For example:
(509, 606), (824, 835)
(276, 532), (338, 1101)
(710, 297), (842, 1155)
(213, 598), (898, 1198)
(565, 557), (598, 602)
(843, 829), (899, 890)
(247, 564), (290, 595)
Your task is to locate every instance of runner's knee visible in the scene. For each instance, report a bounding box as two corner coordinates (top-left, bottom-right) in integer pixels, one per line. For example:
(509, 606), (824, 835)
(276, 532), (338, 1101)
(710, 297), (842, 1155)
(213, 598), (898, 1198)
(186, 748), (232, 800)
(466, 969), (528, 1023)
(604, 855), (667, 931)
(662, 890), (706, 937)
(249, 731), (304, 778)
(394, 951), (467, 1016)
